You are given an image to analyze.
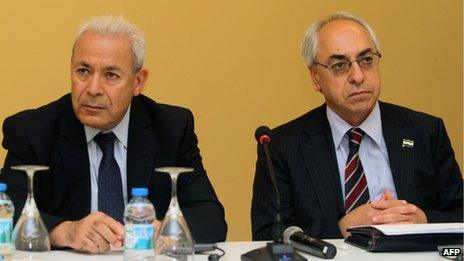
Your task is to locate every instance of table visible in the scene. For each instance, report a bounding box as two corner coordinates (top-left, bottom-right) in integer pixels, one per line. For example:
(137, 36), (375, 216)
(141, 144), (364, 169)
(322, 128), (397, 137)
(11, 240), (446, 260)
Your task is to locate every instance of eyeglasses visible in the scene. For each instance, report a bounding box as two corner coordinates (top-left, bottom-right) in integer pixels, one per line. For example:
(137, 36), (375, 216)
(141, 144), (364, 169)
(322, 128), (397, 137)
(315, 52), (382, 76)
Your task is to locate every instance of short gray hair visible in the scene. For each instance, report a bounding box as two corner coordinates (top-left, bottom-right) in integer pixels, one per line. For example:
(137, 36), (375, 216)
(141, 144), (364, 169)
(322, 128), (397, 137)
(301, 12), (381, 67)
(73, 15), (145, 72)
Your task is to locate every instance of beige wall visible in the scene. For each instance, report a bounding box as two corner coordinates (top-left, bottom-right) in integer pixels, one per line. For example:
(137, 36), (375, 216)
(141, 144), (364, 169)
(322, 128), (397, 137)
(0, 0), (462, 241)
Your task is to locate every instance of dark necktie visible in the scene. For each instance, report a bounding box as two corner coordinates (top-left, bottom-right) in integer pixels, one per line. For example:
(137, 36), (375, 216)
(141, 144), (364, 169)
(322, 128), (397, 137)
(94, 132), (124, 223)
(344, 128), (370, 213)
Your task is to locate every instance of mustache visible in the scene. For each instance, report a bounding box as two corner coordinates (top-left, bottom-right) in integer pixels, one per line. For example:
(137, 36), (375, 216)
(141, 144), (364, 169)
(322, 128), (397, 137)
(80, 98), (107, 108)
(347, 85), (371, 96)
(348, 83), (368, 89)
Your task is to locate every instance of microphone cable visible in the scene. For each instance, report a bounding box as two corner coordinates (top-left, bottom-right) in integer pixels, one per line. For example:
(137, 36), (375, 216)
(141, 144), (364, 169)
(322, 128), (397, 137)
(207, 245), (225, 261)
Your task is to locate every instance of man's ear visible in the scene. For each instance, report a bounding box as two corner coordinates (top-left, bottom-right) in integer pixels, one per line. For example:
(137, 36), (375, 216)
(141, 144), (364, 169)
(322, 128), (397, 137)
(309, 66), (322, 92)
(133, 69), (149, 96)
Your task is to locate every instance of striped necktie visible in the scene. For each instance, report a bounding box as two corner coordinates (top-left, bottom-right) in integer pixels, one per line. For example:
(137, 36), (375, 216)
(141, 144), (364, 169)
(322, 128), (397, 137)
(344, 128), (370, 213)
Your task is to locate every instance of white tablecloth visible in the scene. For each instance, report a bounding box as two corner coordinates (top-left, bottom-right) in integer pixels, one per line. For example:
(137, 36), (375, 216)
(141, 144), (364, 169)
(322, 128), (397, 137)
(10, 240), (446, 260)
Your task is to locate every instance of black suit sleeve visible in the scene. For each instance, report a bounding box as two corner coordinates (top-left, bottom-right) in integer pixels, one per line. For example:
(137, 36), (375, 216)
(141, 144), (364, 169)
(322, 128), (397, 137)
(1, 116), (65, 231)
(176, 110), (227, 243)
(423, 118), (463, 222)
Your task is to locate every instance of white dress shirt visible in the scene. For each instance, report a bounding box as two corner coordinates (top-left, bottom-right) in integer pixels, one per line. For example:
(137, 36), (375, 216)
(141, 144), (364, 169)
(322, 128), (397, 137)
(326, 102), (398, 200)
(84, 106), (130, 212)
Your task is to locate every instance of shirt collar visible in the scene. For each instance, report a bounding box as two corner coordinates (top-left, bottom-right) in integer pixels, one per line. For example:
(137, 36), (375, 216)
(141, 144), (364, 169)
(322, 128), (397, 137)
(326, 102), (383, 148)
(84, 104), (131, 148)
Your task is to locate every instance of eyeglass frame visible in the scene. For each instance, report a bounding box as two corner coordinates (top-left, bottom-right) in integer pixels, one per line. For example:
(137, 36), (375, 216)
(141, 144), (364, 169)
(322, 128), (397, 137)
(314, 52), (382, 76)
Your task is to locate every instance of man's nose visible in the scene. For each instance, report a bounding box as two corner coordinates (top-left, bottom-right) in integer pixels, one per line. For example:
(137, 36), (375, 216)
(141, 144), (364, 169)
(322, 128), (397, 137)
(87, 74), (103, 96)
(347, 62), (365, 85)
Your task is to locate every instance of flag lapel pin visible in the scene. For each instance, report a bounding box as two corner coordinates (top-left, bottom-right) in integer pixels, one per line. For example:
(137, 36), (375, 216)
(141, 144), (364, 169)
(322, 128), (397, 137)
(402, 139), (414, 148)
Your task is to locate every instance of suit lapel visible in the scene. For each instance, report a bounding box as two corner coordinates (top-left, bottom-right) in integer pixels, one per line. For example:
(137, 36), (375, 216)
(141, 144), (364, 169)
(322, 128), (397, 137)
(300, 105), (345, 214)
(58, 96), (91, 219)
(380, 102), (414, 201)
(57, 96), (158, 217)
(126, 97), (158, 201)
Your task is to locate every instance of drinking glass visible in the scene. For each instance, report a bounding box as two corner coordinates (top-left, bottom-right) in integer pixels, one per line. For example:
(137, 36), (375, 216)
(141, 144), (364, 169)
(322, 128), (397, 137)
(155, 167), (194, 261)
(11, 165), (50, 252)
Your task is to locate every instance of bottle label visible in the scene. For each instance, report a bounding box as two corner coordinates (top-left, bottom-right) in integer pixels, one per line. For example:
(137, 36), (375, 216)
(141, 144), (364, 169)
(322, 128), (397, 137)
(125, 224), (154, 250)
(0, 218), (12, 244)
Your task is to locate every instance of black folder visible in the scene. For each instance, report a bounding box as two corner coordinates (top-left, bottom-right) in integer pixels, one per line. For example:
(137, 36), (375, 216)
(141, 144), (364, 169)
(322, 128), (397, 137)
(345, 226), (464, 252)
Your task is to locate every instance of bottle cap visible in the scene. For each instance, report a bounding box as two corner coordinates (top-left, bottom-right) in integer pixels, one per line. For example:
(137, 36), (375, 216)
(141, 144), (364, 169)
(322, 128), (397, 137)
(0, 183), (6, 192)
(132, 187), (148, 197)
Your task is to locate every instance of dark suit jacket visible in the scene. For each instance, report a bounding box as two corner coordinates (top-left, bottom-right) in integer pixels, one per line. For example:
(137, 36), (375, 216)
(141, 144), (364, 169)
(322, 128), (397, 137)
(251, 102), (463, 239)
(0, 94), (227, 243)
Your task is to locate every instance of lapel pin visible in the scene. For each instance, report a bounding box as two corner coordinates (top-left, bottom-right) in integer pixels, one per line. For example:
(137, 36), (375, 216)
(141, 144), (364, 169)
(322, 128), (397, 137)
(402, 139), (414, 148)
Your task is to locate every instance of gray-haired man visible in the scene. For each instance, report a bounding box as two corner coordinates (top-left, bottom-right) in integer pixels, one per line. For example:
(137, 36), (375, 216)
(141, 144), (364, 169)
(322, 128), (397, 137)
(251, 12), (462, 240)
(1, 16), (227, 253)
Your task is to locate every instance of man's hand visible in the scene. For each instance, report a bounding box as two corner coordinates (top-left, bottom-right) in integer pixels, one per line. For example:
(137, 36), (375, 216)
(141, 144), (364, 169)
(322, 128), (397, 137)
(153, 219), (162, 233)
(371, 200), (427, 224)
(371, 189), (428, 224)
(380, 189), (394, 200)
(49, 212), (124, 254)
(338, 203), (380, 238)
(153, 219), (165, 249)
(338, 192), (408, 238)
(339, 190), (428, 238)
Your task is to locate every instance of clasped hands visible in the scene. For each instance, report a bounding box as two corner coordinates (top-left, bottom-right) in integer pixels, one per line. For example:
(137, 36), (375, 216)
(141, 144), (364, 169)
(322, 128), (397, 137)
(338, 190), (428, 238)
(49, 211), (162, 254)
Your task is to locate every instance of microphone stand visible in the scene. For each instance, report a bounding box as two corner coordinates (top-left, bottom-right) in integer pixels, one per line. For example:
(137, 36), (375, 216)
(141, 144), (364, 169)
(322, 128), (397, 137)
(242, 129), (306, 261)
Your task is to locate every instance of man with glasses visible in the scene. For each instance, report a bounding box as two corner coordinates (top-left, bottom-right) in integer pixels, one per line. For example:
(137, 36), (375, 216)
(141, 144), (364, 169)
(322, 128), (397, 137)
(251, 12), (462, 239)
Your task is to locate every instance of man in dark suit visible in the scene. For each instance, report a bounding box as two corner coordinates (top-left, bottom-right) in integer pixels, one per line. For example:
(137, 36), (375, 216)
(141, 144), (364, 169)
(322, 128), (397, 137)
(1, 16), (227, 253)
(251, 12), (463, 239)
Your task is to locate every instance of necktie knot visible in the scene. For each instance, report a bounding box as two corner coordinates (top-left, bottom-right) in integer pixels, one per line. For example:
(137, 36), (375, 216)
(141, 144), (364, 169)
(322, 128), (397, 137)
(348, 128), (365, 151)
(95, 132), (116, 156)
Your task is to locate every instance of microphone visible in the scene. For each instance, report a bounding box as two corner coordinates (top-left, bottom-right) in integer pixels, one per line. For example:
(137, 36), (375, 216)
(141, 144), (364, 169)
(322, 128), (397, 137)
(254, 126), (282, 243)
(283, 226), (337, 259)
(242, 127), (306, 261)
(255, 126), (271, 144)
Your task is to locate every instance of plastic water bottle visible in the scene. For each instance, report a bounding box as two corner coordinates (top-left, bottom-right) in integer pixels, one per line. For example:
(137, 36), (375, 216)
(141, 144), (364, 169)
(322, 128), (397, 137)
(124, 187), (156, 260)
(0, 183), (14, 260)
